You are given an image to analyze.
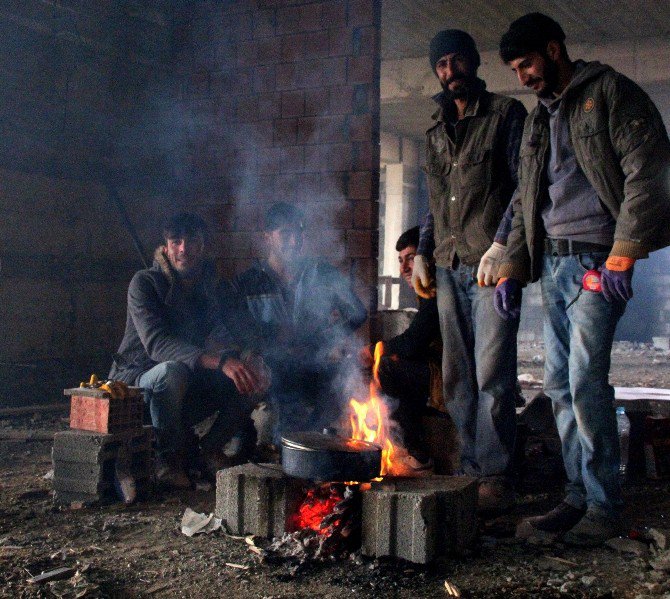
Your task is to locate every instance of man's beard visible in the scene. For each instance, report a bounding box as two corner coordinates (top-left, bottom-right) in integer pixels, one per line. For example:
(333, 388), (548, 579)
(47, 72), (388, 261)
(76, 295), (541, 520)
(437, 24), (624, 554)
(441, 75), (474, 100)
(535, 57), (560, 98)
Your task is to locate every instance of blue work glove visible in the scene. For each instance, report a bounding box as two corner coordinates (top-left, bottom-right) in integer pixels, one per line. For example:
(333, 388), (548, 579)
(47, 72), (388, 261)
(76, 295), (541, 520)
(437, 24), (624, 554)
(493, 278), (522, 320)
(600, 256), (635, 302)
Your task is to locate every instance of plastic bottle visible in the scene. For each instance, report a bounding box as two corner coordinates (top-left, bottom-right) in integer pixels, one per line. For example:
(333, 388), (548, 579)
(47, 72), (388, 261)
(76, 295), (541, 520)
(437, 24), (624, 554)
(616, 406), (630, 479)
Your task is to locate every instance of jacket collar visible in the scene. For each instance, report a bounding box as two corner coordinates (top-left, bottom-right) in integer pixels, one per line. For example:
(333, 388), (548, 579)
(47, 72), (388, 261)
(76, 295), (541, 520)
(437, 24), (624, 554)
(152, 246), (215, 304)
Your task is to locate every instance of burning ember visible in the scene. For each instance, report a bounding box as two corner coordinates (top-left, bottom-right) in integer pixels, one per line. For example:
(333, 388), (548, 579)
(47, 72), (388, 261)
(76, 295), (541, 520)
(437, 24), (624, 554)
(293, 485), (343, 534)
(349, 342), (396, 476)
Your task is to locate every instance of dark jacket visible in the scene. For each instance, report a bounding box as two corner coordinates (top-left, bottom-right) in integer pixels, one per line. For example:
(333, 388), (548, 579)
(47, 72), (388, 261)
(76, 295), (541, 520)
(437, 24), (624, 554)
(499, 61), (670, 283)
(109, 248), (239, 384)
(424, 80), (527, 267)
(230, 258), (367, 362)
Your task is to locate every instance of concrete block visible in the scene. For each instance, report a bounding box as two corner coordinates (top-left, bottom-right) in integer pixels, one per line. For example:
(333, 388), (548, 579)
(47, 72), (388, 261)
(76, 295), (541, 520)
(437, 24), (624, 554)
(361, 476), (477, 563)
(52, 427), (152, 464)
(653, 336), (670, 351)
(215, 463), (306, 538)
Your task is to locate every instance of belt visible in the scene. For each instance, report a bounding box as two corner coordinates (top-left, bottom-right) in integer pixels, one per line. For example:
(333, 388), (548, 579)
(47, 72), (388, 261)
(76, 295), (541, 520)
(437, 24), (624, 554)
(543, 238), (610, 256)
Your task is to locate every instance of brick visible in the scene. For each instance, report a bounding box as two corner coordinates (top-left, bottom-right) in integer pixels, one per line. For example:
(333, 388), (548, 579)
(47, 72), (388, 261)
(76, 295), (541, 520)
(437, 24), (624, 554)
(348, 0), (376, 27)
(319, 115), (349, 144)
(305, 30), (330, 57)
(348, 55), (376, 84)
(257, 37), (281, 65)
(273, 118), (297, 146)
(323, 57), (348, 86)
(210, 68), (253, 97)
(281, 33), (306, 61)
(353, 26), (378, 56)
(276, 5), (301, 35)
(348, 113), (372, 142)
(306, 201), (352, 230)
(281, 90), (304, 118)
(304, 88), (329, 116)
(321, 0), (347, 29)
(298, 2), (322, 31)
(236, 41), (258, 66)
(346, 229), (375, 258)
(329, 27), (353, 56)
(215, 463), (307, 537)
(297, 116), (317, 144)
(305, 143), (351, 172)
(353, 141), (376, 170)
(68, 392), (143, 435)
(257, 93), (282, 119)
(276, 62), (296, 90)
(361, 476), (478, 563)
(295, 59), (325, 88)
(329, 84), (354, 114)
(347, 171), (372, 200)
(352, 199), (377, 228)
(253, 8), (276, 38)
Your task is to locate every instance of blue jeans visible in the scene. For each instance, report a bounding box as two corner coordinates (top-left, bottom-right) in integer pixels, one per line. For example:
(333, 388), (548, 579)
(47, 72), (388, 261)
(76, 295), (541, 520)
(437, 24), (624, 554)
(138, 361), (252, 459)
(541, 252), (625, 517)
(436, 264), (518, 478)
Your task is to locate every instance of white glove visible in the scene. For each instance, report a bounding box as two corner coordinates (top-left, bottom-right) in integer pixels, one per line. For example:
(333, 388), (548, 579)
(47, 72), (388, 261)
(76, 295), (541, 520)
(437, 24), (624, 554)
(411, 255), (436, 299)
(477, 242), (506, 287)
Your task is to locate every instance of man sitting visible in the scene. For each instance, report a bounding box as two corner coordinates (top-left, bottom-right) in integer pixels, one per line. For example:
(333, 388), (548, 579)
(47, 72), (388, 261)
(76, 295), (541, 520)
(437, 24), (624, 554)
(360, 227), (442, 472)
(230, 202), (367, 441)
(109, 213), (267, 488)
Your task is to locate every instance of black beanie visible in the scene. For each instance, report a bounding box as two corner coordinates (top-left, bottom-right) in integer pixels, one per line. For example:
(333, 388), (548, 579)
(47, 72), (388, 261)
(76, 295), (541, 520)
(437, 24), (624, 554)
(500, 13), (565, 63)
(429, 29), (480, 73)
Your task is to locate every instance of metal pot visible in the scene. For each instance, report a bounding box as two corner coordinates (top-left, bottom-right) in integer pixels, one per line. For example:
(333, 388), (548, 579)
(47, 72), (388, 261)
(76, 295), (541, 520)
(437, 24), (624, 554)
(281, 430), (382, 482)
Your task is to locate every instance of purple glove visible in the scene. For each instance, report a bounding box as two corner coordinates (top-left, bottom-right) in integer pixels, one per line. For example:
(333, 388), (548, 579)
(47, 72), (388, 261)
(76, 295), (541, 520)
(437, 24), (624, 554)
(493, 278), (522, 320)
(600, 266), (634, 302)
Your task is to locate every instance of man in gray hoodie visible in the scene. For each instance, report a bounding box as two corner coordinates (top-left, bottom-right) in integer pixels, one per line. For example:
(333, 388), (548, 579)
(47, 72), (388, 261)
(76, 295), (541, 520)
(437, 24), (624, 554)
(495, 13), (670, 545)
(110, 213), (267, 488)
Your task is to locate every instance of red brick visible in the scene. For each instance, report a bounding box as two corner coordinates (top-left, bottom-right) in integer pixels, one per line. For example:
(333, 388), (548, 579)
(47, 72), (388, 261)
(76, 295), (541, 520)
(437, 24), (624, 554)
(323, 56), (348, 85)
(353, 26), (378, 56)
(348, 113), (372, 142)
(322, 171), (349, 197)
(237, 122), (274, 148)
(257, 92), (282, 119)
(329, 84), (354, 114)
(281, 33), (305, 61)
(276, 62), (297, 90)
(348, 55), (376, 84)
(236, 95), (260, 121)
(210, 68), (252, 97)
(351, 257), (377, 285)
(304, 88), (330, 116)
(348, 170), (372, 199)
(347, 0), (376, 27)
(295, 59), (325, 88)
(297, 116), (318, 144)
(319, 114), (349, 144)
(353, 141), (376, 170)
(257, 37), (281, 64)
(306, 201), (352, 229)
(273, 118), (298, 145)
(274, 173), (300, 197)
(352, 199), (377, 228)
(281, 90), (304, 117)
(346, 229), (375, 258)
(213, 231), (252, 256)
(293, 173), (323, 202)
(321, 0), (347, 29)
(253, 65), (276, 93)
(299, 2), (322, 31)
(229, 10), (254, 40)
(304, 228), (345, 259)
(321, 143), (354, 172)
(237, 41), (258, 66)
(276, 5), (301, 34)
(305, 30), (330, 57)
(188, 71), (210, 97)
(253, 8), (276, 38)
(329, 27), (353, 56)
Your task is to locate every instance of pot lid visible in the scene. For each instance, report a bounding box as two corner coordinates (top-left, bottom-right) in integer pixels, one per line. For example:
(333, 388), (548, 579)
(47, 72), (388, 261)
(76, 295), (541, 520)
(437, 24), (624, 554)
(281, 431), (382, 453)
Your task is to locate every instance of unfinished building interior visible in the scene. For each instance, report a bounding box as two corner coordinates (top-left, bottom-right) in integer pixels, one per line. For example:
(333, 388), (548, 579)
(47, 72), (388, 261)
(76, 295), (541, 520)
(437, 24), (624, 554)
(1, 1), (670, 597)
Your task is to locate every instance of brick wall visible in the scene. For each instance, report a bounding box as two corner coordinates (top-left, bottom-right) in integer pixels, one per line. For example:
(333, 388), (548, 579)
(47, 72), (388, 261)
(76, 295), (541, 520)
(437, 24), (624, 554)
(173, 0), (381, 313)
(0, 2), (182, 406)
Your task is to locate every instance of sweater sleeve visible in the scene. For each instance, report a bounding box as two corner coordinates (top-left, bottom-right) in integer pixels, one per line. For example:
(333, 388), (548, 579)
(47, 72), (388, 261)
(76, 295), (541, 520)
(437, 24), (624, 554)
(383, 297), (439, 359)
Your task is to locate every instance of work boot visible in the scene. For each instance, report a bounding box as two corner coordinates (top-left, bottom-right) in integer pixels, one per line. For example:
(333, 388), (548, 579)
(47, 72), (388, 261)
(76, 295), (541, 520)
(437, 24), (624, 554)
(562, 509), (624, 547)
(516, 502), (586, 540)
(477, 478), (516, 515)
(155, 455), (191, 490)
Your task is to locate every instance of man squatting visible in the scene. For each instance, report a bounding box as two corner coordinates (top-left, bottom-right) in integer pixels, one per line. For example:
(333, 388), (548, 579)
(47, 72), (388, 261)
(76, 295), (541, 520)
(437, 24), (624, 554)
(494, 13), (670, 545)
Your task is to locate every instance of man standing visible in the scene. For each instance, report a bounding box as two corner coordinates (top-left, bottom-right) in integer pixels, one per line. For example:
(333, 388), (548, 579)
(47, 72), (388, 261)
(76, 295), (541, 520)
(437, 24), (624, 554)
(495, 13), (670, 545)
(413, 30), (527, 509)
(360, 226), (442, 472)
(232, 202), (367, 441)
(110, 213), (267, 488)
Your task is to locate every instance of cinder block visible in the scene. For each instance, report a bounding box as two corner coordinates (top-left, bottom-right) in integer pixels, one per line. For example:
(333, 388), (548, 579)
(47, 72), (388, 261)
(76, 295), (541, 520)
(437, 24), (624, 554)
(361, 476), (478, 563)
(52, 427), (152, 464)
(215, 463), (306, 538)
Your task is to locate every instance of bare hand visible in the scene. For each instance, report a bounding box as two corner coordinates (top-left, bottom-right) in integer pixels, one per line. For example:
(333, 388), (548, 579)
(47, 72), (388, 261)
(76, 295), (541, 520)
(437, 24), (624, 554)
(221, 357), (262, 396)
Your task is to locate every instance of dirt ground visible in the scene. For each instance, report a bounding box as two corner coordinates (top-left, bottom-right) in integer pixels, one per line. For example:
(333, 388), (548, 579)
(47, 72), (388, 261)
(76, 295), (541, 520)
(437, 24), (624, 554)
(1, 341), (670, 599)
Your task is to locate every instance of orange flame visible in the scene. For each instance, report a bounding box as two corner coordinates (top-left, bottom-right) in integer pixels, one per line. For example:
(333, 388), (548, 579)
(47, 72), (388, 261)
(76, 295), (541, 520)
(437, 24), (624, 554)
(349, 341), (395, 476)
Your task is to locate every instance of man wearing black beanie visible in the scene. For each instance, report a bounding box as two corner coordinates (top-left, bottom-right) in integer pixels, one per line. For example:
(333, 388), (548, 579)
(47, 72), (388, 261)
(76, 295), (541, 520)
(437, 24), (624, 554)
(412, 29), (527, 512)
(496, 12), (670, 545)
